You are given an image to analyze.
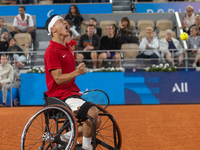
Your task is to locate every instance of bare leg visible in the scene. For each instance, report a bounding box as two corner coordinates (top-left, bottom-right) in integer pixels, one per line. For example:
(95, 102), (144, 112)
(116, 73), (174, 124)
(113, 52), (121, 68)
(98, 53), (107, 68)
(178, 52), (184, 65)
(91, 52), (97, 68)
(165, 52), (174, 64)
(76, 54), (84, 65)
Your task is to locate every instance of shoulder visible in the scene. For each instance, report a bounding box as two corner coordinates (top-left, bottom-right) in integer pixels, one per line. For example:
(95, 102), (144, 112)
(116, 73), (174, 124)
(101, 36), (107, 40)
(6, 63), (13, 69)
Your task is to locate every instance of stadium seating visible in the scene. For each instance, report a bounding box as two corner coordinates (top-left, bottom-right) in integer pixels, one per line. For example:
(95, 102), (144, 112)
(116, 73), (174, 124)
(4, 22), (14, 32)
(156, 20), (173, 32)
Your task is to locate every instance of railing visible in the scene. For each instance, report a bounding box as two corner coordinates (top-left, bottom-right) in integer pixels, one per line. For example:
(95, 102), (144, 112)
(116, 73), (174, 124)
(1, 48), (198, 70)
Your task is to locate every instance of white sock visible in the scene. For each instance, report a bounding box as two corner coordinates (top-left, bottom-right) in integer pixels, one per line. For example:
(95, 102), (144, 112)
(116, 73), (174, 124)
(60, 131), (71, 141)
(82, 136), (92, 148)
(93, 66), (97, 69)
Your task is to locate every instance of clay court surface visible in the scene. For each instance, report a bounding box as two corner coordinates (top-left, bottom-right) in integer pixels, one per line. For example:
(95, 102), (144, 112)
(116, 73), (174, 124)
(1, 104), (200, 150)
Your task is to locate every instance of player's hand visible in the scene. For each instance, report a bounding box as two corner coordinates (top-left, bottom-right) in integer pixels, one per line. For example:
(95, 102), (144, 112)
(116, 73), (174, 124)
(192, 50), (197, 53)
(77, 63), (86, 75)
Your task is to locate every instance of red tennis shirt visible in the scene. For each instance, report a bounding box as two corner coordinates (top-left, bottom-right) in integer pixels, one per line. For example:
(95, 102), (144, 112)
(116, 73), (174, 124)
(44, 40), (81, 100)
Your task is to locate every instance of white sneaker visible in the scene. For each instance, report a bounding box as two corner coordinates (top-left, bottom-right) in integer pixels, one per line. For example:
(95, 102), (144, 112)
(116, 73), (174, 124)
(82, 146), (93, 150)
(192, 63), (197, 67)
(60, 131), (71, 142)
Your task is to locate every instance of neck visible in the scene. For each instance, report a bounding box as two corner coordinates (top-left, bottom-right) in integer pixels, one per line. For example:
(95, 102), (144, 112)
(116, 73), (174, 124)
(88, 33), (93, 37)
(65, 36), (71, 43)
(72, 12), (76, 16)
(148, 37), (153, 41)
(52, 34), (66, 46)
(0, 25), (2, 29)
(108, 34), (114, 38)
(192, 35), (197, 38)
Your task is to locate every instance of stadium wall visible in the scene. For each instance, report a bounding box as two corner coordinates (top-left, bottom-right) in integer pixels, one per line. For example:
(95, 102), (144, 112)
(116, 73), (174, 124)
(0, 3), (112, 28)
(20, 71), (200, 106)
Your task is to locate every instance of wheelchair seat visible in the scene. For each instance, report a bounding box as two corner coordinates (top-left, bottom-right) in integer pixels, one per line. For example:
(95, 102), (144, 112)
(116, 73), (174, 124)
(43, 93), (72, 111)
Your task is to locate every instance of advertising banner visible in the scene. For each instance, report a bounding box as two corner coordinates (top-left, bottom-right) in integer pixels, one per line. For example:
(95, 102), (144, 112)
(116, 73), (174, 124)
(20, 72), (200, 105)
(136, 2), (200, 13)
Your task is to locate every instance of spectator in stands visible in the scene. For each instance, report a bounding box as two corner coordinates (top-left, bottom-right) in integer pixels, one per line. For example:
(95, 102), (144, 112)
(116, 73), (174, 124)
(88, 17), (102, 38)
(181, 5), (195, 32)
(187, 15), (200, 35)
(92, 0), (109, 2)
(53, 0), (71, 3)
(77, 24), (99, 69)
(17, 0), (34, 4)
(7, 38), (26, 67)
(186, 26), (200, 59)
(0, 54), (13, 107)
(10, 6), (36, 42)
(98, 24), (121, 68)
(65, 31), (77, 51)
(64, 5), (86, 32)
(118, 17), (138, 44)
(136, 27), (159, 64)
(0, 31), (9, 53)
(159, 29), (184, 66)
(0, 18), (10, 41)
(65, 19), (80, 40)
(2, 0), (17, 4)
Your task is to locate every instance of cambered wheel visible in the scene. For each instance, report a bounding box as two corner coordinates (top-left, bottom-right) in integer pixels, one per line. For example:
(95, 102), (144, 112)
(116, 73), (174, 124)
(21, 105), (78, 150)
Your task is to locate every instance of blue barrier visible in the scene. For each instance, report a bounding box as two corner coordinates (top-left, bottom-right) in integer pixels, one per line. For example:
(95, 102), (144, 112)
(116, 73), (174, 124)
(20, 71), (200, 105)
(0, 4), (112, 28)
(0, 88), (19, 106)
(136, 2), (200, 13)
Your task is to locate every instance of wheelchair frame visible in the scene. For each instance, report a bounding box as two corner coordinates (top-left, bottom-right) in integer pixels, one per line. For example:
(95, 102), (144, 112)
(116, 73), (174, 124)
(21, 90), (122, 150)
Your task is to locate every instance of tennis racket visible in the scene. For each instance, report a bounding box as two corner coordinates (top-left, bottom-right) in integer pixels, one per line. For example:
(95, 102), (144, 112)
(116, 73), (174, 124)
(81, 89), (110, 109)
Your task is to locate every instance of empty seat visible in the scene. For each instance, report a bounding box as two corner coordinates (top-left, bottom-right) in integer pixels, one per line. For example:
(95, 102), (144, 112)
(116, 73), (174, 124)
(159, 31), (176, 39)
(100, 20), (117, 37)
(121, 43), (139, 59)
(118, 20), (136, 28)
(156, 20), (173, 32)
(137, 20), (154, 32)
(4, 22), (14, 32)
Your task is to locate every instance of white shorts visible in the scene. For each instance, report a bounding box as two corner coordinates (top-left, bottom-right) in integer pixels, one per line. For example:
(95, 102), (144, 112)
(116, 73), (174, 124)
(65, 97), (86, 113)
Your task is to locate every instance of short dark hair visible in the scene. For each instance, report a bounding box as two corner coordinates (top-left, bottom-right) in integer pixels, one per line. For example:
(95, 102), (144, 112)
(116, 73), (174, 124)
(65, 19), (72, 27)
(9, 37), (15, 42)
(1, 54), (8, 59)
(87, 23), (95, 28)
(0, 18), (4, 22)
(19, 6), (26, 11)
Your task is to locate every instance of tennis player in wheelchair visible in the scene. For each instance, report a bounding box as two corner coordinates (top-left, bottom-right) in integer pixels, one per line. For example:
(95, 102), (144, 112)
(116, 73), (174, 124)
(44, 14), (101, 150)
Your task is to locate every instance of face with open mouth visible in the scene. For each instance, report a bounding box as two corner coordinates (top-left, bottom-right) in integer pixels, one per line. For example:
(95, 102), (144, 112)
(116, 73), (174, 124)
(53, 18), (70, 36)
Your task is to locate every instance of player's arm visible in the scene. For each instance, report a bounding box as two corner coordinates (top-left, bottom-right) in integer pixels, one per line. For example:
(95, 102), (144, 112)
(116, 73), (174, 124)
(50, 63), (86, 85)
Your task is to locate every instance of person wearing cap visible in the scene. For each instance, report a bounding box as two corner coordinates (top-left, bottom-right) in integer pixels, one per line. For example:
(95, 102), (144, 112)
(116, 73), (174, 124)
(44, 14), (100, 150)
(180, 5), (196, 32)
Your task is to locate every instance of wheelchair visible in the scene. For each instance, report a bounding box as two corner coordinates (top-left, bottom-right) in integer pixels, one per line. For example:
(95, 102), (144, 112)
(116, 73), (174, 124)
(21, 89), (122, 150)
